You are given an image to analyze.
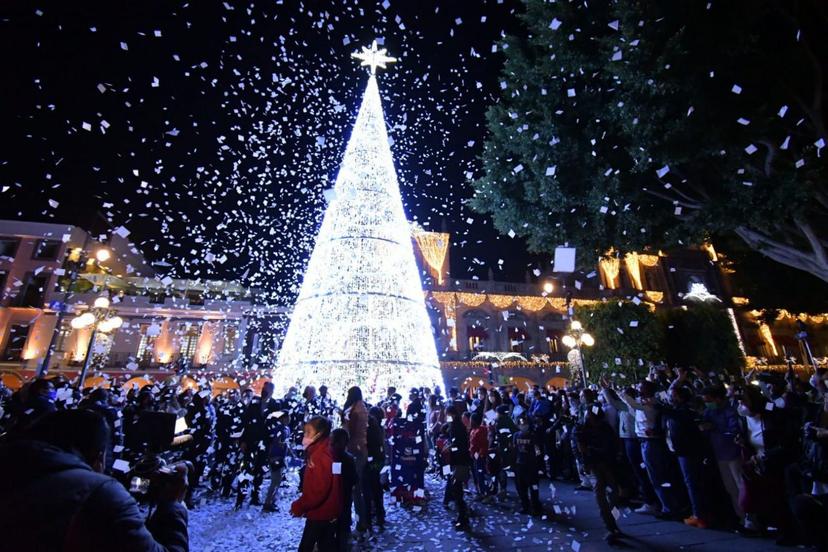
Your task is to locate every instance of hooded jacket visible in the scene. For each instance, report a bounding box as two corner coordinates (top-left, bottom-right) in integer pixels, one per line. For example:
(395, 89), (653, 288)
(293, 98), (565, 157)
(0, 439), (188, 552)
(290, 436), (342, 521)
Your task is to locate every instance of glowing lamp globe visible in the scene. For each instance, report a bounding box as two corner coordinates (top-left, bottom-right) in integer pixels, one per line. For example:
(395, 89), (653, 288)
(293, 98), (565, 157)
(70, 316), (87, 329)
(109, 316), (123, 329)
(570, 320), (582, 331)
(93, 296), (110, 309)
(562, 335), (577, 348)
(78, 312), (96, 327)
(581, 333), (595, 347)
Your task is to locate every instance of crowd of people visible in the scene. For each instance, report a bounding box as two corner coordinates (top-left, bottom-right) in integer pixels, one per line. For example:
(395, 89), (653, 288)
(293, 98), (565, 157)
(2, 363), (828, 550)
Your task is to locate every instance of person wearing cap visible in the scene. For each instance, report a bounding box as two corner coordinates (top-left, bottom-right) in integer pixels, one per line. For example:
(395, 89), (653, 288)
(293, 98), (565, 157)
(513, 416), (543, 516)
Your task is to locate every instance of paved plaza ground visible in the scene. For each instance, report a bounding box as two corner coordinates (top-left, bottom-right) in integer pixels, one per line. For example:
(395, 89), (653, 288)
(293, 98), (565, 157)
(190, 470), (800, 551)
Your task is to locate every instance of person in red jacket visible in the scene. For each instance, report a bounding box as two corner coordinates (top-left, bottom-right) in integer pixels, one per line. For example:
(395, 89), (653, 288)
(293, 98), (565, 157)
(290, 416), (342, 551)
(469, 412), (490, 501)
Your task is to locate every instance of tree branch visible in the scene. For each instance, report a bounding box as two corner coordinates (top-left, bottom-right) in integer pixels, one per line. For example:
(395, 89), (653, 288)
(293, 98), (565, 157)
(642, 188), (702, 210)
(795, 215), (828, 268)
(735, 225), (828, 283)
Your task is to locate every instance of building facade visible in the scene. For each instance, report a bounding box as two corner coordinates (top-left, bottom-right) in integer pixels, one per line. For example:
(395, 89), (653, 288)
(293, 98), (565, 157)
(0, 219), (824, 393)
(0, 221), (274, 383)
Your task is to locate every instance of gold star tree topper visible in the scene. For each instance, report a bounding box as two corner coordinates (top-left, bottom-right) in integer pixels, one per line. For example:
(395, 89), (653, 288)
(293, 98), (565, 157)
(351, 40), (397, 75)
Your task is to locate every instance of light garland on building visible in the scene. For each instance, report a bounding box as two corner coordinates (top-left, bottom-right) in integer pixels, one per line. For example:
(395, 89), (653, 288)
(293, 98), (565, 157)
(758, 322), (779, 357)
(456, 292), (486, 308)
(684, 282), (721, 303)
(599, 255), (621, 289)
(488, 294), (515, 309)
(413, 229), (450, 285)
(624, 253), (644, 290)
(274, 51), (442, 401)
(430, 292), (601, 313)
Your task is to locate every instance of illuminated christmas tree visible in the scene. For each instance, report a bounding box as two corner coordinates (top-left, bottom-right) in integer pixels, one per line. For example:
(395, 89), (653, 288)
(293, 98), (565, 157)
(274, 42), (442, 401)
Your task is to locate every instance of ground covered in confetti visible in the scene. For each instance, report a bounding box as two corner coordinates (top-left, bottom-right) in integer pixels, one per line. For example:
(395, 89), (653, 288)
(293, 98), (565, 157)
(189, 470), (788, 552)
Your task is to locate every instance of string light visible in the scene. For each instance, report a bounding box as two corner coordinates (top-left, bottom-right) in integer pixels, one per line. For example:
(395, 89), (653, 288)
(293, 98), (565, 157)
(413, 229), (450, 284)
(274, 56), (442, 401)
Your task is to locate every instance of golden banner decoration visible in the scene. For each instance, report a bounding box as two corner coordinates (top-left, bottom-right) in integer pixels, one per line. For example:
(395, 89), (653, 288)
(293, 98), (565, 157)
(599, 256), (621, 289)
(624, 253), (643, 290)
(758, 323), (778, 357)
(413, 230), (450, 285)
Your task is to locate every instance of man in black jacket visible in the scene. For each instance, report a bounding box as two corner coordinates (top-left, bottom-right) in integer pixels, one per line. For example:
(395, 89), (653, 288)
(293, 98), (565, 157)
(661, 384), (709, 528)
(236, 381), (280, 508)
(443, 405), (472, 530)
(0, 409), (188, 551)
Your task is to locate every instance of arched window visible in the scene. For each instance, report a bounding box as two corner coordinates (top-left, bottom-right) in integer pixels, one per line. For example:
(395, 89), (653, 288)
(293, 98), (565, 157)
(506, 311), (530, 353)
(541, 315), (567, 359)
(463, 309), (491, 353)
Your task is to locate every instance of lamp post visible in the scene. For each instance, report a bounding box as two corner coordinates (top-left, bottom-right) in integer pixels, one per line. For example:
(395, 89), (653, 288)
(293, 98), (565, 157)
(796, 319), (819, 374)
(562, 320), (595, 388)
(38, 242), (111, 377)
(71, 294), (123, 388)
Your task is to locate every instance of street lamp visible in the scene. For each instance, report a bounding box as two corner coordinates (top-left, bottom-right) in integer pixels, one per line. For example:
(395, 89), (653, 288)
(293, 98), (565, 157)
(70, 295), (122, 388)
(562, 320), (594, 388)
(543, 281), (554, 294)
(95, 248), (111, 262)
(37, 240), (111, 377)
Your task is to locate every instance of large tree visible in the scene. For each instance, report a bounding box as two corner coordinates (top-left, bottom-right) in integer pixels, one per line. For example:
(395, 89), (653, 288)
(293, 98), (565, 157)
(471, 0), (828, 282)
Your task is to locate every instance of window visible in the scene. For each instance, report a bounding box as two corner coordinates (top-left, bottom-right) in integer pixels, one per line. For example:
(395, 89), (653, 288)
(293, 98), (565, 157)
(503, 284), (518, 293)
(149, 293), (166, 304)
(136, 325), (158, 363)
(464, 281), (478, 290)
(644, 268), (661, 291)
(2, 324), (29, 360)
(466, 325), (488, 352)
(55, 324), (72, 352)
(224, 323), (239, 354)
(0, 271), (8, 295)
(0, 238), (20, 259)
(32, 240), (62, 260)
(16, 272), (50, 307)
(508, 326), (529, 352)
(545, 329), (562, 353)
(178, 324), (201, 360)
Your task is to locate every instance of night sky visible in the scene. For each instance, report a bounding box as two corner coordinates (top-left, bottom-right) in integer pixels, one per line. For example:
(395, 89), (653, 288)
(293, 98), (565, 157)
(0, 0), (553, 303)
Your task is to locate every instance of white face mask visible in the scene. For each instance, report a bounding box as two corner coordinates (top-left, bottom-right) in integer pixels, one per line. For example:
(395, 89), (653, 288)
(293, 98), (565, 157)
(302, 434), (317, 449)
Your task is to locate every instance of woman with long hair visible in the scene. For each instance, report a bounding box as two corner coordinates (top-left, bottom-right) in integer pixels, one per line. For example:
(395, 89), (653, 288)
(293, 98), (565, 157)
(342, 386), (370, 537)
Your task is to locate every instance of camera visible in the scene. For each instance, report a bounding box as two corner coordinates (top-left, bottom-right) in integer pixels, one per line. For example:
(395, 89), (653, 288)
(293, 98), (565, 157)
(129, 454), (192, 503)
(122, 411), (193, 503)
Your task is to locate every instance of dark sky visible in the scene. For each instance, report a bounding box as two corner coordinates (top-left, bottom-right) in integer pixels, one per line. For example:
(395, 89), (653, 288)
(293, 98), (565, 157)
(0, 0), (552, 302)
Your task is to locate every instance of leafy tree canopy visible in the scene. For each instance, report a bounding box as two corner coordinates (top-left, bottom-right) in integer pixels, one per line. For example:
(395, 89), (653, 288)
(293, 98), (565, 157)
(575, 300), (663, 381)
(471, 0), (828, 282)
(660, 303), (745, 375)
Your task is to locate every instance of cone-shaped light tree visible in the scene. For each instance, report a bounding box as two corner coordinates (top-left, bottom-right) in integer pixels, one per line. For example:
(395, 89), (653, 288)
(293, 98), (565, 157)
(274, 42), (443, 401)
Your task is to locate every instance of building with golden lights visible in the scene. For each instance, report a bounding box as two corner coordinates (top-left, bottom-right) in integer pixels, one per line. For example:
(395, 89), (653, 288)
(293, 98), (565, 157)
(0, 219), (824, 393)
